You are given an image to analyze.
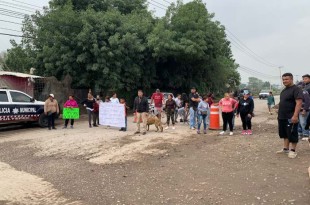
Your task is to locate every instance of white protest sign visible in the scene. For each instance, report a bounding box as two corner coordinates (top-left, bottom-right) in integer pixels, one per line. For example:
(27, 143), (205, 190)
(99, 102), (125, 127)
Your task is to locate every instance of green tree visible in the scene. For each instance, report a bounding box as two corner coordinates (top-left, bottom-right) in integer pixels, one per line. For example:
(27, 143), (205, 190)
(148, 0), (240, 94)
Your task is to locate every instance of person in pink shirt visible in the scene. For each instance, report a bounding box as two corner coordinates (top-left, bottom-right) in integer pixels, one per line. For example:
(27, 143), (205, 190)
(63, 95), (79, 129)
(219, 93), (238, 136)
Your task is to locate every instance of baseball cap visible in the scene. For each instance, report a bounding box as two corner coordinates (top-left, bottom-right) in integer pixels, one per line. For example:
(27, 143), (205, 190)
(243, 90), (250, 95)
(49, 94), (54, 98)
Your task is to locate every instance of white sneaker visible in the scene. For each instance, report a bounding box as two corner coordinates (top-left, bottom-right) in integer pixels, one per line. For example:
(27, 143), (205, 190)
(165, 126), (169, 130)
(219, 131), (226, 135)
(276, 149), (289, 154)
(301, 137), (309, 141)
(191, 127), (195, 130)
(288, 151), (297, 159)
(172, 126), (175, 130)
(229, 132), (233, 136)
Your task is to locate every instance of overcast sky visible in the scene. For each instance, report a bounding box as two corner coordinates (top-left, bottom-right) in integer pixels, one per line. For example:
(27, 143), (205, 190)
(0, 0), (309, 84)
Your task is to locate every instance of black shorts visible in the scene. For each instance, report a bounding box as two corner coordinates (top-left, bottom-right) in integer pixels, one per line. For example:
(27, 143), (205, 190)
(278, 119), (299, 143)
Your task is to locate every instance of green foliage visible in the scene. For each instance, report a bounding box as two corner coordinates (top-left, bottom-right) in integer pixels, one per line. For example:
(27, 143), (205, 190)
(4, 0), (240, 97)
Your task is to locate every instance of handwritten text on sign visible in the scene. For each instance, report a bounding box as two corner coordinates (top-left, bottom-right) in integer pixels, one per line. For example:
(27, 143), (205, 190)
(63, 108), (80, 119)
(99, 102), (125, 127)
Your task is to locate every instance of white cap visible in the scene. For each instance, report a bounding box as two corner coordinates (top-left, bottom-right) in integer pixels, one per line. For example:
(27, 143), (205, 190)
(49, 94), (54, 98)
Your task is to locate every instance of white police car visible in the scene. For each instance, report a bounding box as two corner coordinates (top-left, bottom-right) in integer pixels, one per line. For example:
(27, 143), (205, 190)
(0, 88), (48, 127)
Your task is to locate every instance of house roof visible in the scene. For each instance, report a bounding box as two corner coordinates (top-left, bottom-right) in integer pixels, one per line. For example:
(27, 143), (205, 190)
(0, 71), (44, 78)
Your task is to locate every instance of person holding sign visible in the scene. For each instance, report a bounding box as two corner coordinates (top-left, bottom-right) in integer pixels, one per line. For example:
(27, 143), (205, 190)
(63, 95), (79, 129)
(133, 90), (149, 135)
(82, 93), (96, 128)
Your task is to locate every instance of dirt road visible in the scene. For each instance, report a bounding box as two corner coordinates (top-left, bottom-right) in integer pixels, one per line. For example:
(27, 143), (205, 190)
(0, 97), (309, 205)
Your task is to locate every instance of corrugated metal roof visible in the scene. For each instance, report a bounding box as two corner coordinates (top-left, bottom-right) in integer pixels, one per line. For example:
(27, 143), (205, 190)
(0, 71), (44, 78)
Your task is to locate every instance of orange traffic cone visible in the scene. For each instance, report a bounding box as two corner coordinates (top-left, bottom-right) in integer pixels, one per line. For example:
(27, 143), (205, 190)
(209, 105), (220, 130)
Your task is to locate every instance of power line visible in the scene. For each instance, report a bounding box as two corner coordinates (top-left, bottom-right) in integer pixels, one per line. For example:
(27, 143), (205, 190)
(226, 29), (280, 67)
(0, 8), (28, 16)
(162, 0), (172, 4)
(0, 1), (35, 13)
(0, 19), (23, 25)
(149, 0), (169, 8)
(239, 65), (278, 78)
(227, 35), (280, 68)
(0, 31), (25, 37)
(148, 1), (166, 11)
(238, 68), (276, 80)
(0, 0), (40, 12)
(0, 27), (22, 32)
(238, 65), (278, 79)
(0, 12), (25, 19)
(12, 0), (42, 9)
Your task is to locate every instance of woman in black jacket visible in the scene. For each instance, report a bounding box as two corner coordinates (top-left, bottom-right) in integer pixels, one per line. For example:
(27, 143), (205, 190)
(237, 91), (254, 135)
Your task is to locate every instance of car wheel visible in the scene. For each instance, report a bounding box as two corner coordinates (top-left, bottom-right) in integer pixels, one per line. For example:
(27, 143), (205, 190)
(38, 113), (48, 128)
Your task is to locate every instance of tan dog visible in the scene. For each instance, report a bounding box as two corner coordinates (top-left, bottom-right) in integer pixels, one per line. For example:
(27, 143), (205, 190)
(147, 115), (163, 132)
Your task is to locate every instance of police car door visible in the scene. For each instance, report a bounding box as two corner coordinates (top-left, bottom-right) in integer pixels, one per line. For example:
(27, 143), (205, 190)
(0, 90), (12, 123)
(8, 91), (40, 122)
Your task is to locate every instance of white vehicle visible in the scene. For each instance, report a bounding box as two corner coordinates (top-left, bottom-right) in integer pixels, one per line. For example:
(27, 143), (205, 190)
(0, 88), (49, 127)
(259, 90), (270, 99)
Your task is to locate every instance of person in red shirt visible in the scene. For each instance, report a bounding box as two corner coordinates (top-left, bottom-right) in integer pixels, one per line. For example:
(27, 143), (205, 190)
(150, 89), (165, 119)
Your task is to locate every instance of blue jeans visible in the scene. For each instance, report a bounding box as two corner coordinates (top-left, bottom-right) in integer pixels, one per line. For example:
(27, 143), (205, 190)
(298, 112), (309, 136)
(189, 107), (198, 128)
(198, 114), (207, 130)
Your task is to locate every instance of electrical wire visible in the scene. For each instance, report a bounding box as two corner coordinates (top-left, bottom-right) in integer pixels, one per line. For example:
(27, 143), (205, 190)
(227, 35), (279, 69)
(0, 19), (23, 25)
(0, 0), (40, 12)
(0, 1), (35, 13)
(0, 31), (26, 37)
(149, 0), (169, 8)
(0, 12), (25, 19)
(12, 0), (42, 9)
(238, 66), (278, 79)
(0, 8), (28, 16)
(148, 1), (166, 11)
(0, 27), (22, 32)
(226, 29), (280, 67)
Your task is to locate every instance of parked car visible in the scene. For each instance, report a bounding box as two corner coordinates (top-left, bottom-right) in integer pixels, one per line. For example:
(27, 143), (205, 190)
(0, 88), (49, 127)
(259, 90), (270, 99)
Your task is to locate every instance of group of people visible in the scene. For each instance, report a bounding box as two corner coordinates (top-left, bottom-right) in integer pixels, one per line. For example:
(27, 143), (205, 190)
(44, 92), (128, 131)
(43, 72), (310, 159)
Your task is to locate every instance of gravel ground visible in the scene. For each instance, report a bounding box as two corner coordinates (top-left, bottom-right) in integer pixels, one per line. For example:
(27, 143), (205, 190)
(0, 97), (309, 205)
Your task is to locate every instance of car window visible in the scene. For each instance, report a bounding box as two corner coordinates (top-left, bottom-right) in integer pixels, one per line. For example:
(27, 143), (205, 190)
(0, 91), (8, 102)
(10, 91), (32, 103)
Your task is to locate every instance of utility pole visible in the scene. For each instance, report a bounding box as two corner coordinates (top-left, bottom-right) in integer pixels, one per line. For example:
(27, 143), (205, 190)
(279, 66), (283, 88)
